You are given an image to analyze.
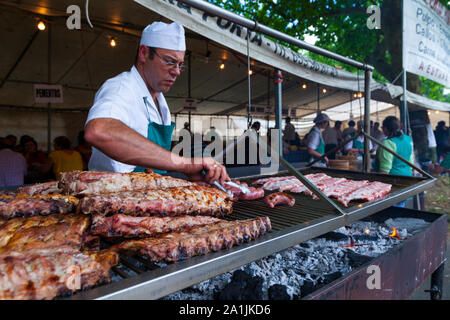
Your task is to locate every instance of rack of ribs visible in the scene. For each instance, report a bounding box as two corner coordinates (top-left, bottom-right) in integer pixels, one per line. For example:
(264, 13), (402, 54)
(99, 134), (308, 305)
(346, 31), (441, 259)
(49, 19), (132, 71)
(15, 181), (61, 196)
(91, 214), (223, 238)
(337, 181), (392, 207)
(0, 213), (94, 259)
(78, 185), (233, 217)
(0, 249), (119, 300)
(0, 194), (79, 220)
(59, 171), (194, 196)
(111, 216), (271, 263)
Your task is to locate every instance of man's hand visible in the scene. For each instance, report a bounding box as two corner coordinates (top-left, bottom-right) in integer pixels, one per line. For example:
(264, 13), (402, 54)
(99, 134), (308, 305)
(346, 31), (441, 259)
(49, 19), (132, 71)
(182, 157), (230, 185)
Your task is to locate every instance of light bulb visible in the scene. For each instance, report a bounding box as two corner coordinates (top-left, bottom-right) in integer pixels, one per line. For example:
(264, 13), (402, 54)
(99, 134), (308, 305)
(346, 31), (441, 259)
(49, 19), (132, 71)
(302, 83), (307, 89)
(37, 21), (46, 31)
(219, 63), (225, 70)
(110, 38), (117, 47)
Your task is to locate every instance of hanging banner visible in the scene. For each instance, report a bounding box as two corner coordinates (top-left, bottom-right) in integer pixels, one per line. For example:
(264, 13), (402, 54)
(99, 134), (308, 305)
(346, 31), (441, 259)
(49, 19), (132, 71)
(134, 0), (373, 92)
(403, 0), (449, 87)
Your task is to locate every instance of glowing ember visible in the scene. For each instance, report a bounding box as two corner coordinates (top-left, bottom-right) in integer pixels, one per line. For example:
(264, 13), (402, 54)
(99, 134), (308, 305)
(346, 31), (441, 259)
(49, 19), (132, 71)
(389, 227), (401, 240)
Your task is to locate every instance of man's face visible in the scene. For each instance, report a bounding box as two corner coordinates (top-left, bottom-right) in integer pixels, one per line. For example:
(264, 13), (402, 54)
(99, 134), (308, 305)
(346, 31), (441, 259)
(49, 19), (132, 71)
(140, 46), (185, 95)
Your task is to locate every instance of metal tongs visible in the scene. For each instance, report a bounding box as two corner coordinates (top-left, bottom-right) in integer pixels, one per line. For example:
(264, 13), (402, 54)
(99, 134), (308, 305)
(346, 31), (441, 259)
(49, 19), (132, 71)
(201, 170), (250, 196)
(223, 181), (251, 195)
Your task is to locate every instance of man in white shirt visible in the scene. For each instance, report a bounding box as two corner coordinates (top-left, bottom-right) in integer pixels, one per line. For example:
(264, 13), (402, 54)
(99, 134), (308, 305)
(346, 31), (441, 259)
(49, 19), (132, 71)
(84, 22), (229, 184)
(323, 120), (342, 159)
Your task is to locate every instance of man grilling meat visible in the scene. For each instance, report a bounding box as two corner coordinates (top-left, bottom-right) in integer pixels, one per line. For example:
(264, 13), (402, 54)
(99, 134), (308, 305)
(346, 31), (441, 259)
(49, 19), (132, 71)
(84, 22), (229, 185)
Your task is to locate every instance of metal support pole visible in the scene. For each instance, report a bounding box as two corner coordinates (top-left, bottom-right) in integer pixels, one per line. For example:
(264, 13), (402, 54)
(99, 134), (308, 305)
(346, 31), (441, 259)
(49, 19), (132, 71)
(47, 24), (52, 154)
(274, 69), (283, 157)
(364, 69), (372, 172)
(402, 69), (408, 132)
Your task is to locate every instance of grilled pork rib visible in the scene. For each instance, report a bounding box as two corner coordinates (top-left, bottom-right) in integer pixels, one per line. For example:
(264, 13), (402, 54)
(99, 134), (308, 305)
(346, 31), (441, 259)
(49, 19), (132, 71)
(0, 213), (93, 258)
(0, 250), (119, 300)
(59, 170), (193, 196)
(15, 181), (61, 196)
(111, 216), (271, 263)
(78, 185), (233, 217)
(91, 214), (223, 238)
(264, 192), (295, 208)
(0, 194), (79, 220)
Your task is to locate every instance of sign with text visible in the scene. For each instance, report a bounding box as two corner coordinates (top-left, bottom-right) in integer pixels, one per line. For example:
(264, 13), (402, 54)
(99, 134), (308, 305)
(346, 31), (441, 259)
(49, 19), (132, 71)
(403, 0), (449, 87)
(34, 84), (64, 103)
(183, 98), (197, 111)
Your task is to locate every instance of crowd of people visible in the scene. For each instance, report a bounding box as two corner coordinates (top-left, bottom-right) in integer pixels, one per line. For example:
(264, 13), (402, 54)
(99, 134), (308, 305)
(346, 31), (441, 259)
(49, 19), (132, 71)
(0, 131), (92, 188)
(279, 114), (450, 179)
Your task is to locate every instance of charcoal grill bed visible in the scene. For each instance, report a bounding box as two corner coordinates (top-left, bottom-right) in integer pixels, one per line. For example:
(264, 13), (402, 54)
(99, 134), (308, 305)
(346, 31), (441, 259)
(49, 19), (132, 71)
(69, 167), (436, 300)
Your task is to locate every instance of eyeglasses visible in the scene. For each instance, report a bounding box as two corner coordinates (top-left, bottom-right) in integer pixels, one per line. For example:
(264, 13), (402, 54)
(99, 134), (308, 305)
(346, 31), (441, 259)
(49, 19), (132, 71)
(152, 49), (185, 72)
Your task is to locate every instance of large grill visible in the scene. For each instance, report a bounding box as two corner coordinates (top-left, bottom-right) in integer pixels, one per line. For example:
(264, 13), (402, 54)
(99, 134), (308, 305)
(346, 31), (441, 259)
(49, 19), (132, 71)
(69, 167), (435, 300)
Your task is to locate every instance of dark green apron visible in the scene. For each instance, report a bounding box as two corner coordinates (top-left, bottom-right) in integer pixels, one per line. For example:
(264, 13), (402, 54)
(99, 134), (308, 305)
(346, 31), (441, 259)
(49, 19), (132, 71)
(308, 127), (325, 163)
(352, 138), (365, 156)
(133, 97), (175, 174)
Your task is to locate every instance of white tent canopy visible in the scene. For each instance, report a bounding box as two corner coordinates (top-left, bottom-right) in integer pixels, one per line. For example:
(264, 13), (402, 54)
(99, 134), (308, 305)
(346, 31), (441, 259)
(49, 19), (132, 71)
(0, 0), (448, 149)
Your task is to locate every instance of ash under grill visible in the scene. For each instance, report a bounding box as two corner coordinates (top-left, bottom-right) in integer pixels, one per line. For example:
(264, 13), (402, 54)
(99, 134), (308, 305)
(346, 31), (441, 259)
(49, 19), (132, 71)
(69, 167), (437, 300)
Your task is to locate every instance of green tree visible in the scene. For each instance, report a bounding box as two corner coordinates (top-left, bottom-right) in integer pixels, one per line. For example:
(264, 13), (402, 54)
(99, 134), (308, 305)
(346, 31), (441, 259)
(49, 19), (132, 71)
(206, 0), (449, 102)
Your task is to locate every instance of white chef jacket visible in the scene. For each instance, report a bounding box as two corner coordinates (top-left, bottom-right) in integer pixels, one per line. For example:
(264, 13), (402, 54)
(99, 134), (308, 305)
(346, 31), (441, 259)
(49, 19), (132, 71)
(86, 65), (172, 172)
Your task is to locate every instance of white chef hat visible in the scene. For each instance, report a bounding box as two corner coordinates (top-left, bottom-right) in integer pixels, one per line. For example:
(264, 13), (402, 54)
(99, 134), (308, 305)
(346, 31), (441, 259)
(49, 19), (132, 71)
(139, 22), (186, 51)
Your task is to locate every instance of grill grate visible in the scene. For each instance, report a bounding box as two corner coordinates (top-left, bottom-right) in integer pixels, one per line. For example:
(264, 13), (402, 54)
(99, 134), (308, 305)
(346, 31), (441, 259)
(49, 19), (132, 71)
(70, 167), (435, 298)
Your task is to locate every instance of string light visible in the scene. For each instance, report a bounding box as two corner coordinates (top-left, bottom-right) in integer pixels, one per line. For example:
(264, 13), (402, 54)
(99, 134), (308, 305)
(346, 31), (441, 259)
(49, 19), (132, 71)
(219, 63), (225, 70)
(301, 83), (307, 89)
(37, 21), (46, 31)
(110, 38), (117, 47)
(322, 88), (327, 94)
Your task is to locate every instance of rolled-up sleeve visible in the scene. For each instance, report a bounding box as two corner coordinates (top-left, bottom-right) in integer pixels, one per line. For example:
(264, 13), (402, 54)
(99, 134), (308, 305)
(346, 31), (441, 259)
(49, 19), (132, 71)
(86, 80), (132, 126)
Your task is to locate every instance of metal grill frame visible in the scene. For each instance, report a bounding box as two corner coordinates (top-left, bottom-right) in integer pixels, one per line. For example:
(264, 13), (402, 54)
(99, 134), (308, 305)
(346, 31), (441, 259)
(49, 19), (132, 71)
(69, 167), (436, 300)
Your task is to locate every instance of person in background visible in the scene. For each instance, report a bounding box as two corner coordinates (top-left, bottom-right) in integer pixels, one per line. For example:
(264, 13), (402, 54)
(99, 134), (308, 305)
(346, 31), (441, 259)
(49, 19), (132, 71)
(283, 117), (296, 145)
(434, 121), (449, 162)
(43, 136), (83, 180)
(22, 138), (48, 184)
(344, 121), (373, 156)
(342, 120), (356, 141)
(0, 137), (27, 188)
(323, 120), (342, 159)
(370, 121), (385, 151)
(306, 113), (330, 166)
(371, 122), (384, 140)
(375, 116), (414, 207)
(250, 121), (261, 134)
(425, 121), (438, 164)
(4, 135), (18, 151)
(75, 131), (92, 171)
(429, 146), (450, 175)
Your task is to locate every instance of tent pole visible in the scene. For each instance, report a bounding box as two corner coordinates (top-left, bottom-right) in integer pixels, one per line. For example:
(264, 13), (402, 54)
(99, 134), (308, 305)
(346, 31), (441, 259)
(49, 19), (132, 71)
(47, 24), (52, 155)
(274, 69), (283, 157)
(364, 69), (372, 172)
(402, 69), (408, 133)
